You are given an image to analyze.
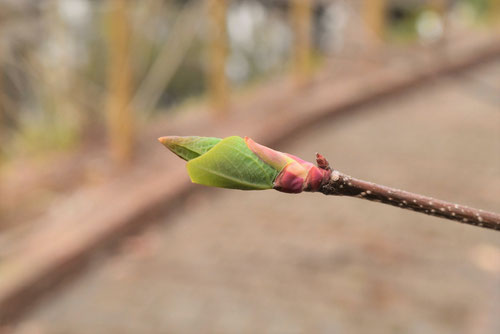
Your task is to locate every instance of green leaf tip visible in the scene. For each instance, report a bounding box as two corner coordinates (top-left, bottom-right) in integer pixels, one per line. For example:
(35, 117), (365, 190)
(158, 136), (221, 161)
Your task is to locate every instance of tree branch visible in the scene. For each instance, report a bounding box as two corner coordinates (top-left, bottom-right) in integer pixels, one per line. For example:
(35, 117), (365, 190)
(160, 136), (500, 232)
(317, 154), (500, 231)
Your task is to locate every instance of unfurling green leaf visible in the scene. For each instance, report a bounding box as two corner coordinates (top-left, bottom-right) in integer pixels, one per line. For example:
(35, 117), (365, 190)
(187, 136), (278, 190)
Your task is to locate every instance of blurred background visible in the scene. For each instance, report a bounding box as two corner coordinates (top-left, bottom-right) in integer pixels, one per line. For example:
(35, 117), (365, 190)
(0, 0), (499, 333)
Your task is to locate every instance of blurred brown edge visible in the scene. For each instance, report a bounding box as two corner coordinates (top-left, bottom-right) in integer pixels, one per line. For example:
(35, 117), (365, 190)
(2, 35), (500, 325)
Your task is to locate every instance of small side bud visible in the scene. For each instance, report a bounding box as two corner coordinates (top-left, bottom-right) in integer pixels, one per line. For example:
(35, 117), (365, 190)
(316, 153), (331, 170)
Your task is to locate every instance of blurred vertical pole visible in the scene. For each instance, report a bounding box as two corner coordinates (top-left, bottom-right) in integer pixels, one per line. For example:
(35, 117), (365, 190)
(0, 21), (3, 138)
(46, 0), (80, 137)
(207, 0), (229, 116)
(362, 0), (386, 41)
(430, 0), (448, 28)
(429, 0), (447, 13)
(491, 0), (500, 27)
(0, 69), (3, 148)
(106, 0), (134, 164)
(0, 50), (3, 139)
(290, 0), (312, 84)
(429, 0), (448, 44)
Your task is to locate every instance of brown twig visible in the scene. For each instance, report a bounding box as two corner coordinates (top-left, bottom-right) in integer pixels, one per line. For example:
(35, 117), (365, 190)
(315, 154), (500, 231)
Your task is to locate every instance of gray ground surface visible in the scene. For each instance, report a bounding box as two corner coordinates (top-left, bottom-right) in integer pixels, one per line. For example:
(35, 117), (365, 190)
(13, 60), (500, 334)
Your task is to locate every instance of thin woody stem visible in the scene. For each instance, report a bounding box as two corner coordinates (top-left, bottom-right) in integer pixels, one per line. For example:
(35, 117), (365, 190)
(319, 171), (500, 231)
(314, 155), (500, 231)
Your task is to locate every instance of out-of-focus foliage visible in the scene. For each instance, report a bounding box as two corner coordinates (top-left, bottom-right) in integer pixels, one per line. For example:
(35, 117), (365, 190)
(0, 0), (497, 164)
(386, 0), (495, 42)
